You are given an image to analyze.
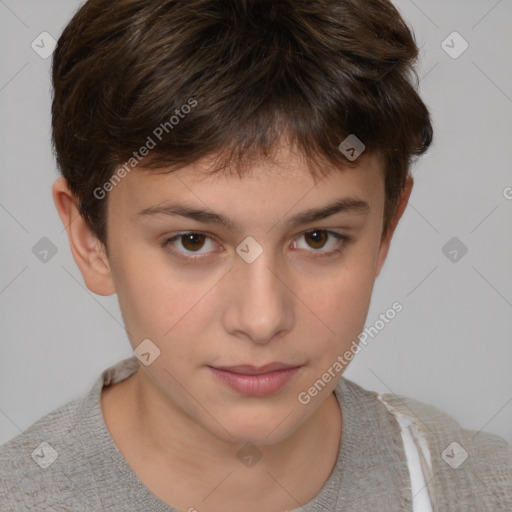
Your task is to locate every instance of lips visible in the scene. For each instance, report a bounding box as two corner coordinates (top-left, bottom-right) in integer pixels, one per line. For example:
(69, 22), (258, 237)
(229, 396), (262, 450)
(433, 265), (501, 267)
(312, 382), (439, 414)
(207, 363), (301, 396)
(211, 363), (300, 375)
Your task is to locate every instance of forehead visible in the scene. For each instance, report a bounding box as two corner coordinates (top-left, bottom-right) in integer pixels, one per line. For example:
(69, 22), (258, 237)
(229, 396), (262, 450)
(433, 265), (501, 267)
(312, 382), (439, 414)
(107, 147), (385, 221)
(116, 147), (384, 191)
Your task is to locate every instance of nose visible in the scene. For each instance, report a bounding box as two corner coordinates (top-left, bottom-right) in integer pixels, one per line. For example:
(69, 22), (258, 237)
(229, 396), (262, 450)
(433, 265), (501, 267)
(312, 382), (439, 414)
(223, 250), (294, 345)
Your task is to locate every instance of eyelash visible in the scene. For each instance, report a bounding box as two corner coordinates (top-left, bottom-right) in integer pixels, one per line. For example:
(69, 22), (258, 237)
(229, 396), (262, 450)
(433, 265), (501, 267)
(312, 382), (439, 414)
(162, 229), (352, 263)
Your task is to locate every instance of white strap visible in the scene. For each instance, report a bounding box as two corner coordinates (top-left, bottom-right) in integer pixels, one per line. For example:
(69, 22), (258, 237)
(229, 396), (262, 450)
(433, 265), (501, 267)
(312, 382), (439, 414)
(377, 395), (434, 512)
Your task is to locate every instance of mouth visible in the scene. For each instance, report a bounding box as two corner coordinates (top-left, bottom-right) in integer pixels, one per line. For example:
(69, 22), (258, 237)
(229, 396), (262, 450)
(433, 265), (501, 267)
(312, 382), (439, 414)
(207, 363), (301, 396)
(211, 362), (300, 375)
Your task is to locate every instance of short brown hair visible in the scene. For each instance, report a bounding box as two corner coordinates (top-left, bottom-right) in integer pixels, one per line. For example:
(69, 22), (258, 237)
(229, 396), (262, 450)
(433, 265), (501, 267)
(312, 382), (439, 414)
(51, 0), (433, 250)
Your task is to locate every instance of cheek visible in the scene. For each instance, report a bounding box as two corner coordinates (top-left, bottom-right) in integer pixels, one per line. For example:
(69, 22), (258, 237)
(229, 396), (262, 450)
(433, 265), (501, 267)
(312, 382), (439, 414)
(110, 248), (219, 358)
(329, 266), (375, 322)
(303, 246), (379, 350)
(310, 278), (374, 354)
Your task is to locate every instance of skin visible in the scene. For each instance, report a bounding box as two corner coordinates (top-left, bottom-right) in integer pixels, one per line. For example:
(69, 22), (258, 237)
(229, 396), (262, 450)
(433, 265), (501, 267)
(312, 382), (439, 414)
(52, 143), (412, 512)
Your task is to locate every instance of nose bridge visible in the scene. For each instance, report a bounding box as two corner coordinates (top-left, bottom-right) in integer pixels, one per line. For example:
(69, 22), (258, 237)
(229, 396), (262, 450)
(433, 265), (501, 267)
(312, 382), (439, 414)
(227, 246), (292, 344)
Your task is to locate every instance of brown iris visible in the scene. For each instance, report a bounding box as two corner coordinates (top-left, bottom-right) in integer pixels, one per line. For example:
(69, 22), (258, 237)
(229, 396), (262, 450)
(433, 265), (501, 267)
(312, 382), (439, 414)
(304, 230), (328, 249)
(181, 233), (206, 251)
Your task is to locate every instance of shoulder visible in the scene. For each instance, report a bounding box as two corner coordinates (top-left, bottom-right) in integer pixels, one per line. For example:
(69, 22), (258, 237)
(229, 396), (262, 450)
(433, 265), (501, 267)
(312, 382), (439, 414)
(338, 377), (512, 466)
(378, 390), (512, 461)
(376, 388), (512, 508)
(0, 395), (81, 463)
(0, 396), (90, 510)
(0, 357), (139, 510)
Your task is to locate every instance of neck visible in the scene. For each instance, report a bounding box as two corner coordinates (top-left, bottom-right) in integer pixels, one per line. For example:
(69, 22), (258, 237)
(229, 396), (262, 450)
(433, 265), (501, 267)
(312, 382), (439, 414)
(102, 368), (342, 511)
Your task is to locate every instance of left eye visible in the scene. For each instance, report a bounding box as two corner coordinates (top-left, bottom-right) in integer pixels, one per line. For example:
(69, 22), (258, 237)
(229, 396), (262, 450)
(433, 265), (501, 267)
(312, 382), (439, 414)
(292, 229), (349, 253)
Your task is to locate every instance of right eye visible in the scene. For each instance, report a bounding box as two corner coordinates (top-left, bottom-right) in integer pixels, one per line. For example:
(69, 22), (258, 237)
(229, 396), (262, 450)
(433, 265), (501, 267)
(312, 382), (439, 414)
(162, 231), (221, 261)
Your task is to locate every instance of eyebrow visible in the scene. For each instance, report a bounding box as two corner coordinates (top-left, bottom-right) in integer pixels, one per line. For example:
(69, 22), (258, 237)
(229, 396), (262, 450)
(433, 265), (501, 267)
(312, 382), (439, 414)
(136, 197), (370, 231)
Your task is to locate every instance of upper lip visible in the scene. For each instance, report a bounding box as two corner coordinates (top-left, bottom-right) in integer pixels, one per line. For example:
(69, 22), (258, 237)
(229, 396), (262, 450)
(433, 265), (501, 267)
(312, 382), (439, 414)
(210, 363), (300, 375)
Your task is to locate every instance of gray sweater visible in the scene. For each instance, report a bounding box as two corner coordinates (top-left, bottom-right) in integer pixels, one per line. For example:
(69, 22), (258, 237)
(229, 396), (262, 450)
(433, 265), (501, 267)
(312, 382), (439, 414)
(1, 356), (511, 511)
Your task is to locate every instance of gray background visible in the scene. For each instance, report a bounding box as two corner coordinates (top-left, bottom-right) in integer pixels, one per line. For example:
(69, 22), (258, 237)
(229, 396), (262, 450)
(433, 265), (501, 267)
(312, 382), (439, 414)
(1, 0), (511, 447)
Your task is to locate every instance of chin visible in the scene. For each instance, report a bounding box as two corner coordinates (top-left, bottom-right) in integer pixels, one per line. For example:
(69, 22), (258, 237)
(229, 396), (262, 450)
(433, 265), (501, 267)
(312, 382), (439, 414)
(207, 409), (304, 447)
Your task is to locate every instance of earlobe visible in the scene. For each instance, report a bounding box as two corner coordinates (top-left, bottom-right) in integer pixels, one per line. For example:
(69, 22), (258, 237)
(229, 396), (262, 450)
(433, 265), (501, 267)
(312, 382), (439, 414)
(375, 175), (414, 278)
(52, 177), (116, 296)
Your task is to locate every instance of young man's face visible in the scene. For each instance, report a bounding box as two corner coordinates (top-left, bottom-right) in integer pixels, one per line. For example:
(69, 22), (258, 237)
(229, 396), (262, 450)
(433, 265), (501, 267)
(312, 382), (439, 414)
(83, 145), (404, 446)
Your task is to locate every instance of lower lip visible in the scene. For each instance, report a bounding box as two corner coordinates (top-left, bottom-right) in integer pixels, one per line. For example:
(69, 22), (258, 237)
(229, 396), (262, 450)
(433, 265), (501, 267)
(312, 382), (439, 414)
(208, 367), (300, 396)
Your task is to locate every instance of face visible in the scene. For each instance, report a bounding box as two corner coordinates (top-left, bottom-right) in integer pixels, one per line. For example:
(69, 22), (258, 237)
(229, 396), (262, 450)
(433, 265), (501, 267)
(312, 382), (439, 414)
(103, 146), (390, 446)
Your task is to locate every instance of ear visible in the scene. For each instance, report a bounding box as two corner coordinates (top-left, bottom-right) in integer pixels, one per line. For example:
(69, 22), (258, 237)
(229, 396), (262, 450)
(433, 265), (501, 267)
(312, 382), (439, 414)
(52, 177), (116, 296)
(375, 175), (413, 278)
